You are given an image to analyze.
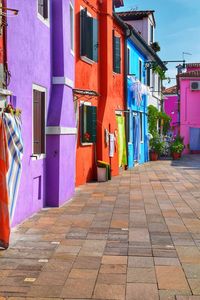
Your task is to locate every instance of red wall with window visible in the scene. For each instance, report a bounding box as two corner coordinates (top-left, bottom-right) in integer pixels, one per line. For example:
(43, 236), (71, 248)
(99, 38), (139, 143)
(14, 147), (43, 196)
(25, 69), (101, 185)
(75, 0), (125, 186)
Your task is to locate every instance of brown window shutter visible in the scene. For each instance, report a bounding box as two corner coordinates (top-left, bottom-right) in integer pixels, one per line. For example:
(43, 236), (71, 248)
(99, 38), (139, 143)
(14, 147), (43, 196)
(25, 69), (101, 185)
(40, 92), (45, 153)
(33, 90), (45, 154)
(43, 0), (48, 19)
(33, 90), (42, 154)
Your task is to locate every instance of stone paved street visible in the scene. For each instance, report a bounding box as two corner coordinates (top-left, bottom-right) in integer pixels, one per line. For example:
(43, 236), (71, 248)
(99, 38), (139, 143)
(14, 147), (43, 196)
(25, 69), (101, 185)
(1, 155), (200, 299)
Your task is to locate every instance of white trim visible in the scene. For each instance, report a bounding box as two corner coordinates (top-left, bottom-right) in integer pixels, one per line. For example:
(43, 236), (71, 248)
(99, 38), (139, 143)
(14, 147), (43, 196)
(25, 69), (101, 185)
(37, 0), (50, 28)
(81, 56), (95, 65)
(52, 77), (74, 88)
(46, 126), (77, 135)
(70, 2), (75, 53)
(32, 84), (47, 160)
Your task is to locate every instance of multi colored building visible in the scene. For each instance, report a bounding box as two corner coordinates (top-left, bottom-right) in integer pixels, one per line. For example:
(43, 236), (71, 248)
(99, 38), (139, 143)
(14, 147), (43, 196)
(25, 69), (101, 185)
(178, 63), (200, 154)
(117, 11), (166, 168)
(6, 0), (76, 226)
(74, 0), (126, 186)
(163, 85), (179, 136)
(117, 10), (166, 111)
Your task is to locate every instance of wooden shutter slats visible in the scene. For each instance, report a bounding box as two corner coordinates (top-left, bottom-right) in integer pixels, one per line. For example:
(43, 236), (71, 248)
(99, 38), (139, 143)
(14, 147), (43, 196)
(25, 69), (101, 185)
(113, 34), (121, 73)
(33, 89), (45, 155)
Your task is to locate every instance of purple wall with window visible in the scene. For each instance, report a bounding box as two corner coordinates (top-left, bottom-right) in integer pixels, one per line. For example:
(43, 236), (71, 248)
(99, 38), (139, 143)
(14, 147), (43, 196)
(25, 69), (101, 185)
(7, 0), (76, 226)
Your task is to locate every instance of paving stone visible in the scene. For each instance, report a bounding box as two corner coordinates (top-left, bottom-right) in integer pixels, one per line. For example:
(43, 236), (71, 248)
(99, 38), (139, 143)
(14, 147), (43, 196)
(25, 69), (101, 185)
(126, 283), (159, 300)
(101, 255), (127, 265)
(93, 284), (125, 300)
(128, 256), (154, 268)
(96, 273), (126, 284)
(61, 278), (96, 298)
(99, 264), (127, 274)
(156, 266), (190, 292)
(73, 256), (101, 269)
(127, 267), (156, 283)
(154, 257), (181, 266)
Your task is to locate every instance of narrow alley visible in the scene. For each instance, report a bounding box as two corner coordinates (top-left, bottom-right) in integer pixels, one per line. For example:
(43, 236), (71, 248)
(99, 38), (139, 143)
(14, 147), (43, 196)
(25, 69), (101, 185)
(1, 156), (200, 300)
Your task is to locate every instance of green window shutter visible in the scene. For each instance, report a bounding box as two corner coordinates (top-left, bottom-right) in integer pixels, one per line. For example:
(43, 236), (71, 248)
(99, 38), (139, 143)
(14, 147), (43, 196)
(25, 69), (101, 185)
(81, 105), (97, 143)
(113, 35), (121, 73)
(86, 16), (94, 61)
(92, 18), (98, 62)
(80, 8), (87, 57)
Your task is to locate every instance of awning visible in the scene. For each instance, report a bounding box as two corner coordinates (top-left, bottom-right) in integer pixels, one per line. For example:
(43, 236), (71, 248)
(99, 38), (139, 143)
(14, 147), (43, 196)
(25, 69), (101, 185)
(73, 88), (99, 100)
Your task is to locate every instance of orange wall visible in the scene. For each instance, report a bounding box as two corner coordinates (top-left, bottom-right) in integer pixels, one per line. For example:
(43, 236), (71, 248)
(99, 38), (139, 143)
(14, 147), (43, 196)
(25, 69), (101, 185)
(75, 0), (100, 186)
(75, 0), (125, 186)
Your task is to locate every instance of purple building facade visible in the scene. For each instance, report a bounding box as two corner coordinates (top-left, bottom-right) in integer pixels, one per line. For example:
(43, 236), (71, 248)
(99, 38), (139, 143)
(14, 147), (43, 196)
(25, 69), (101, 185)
(7, 0), (76, 226)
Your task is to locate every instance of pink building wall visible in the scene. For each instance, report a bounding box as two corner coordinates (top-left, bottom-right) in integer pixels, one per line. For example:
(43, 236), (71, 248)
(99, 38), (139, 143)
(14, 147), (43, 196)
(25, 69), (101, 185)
(180, 78), (200, 154)
(164, 94), (179, 135)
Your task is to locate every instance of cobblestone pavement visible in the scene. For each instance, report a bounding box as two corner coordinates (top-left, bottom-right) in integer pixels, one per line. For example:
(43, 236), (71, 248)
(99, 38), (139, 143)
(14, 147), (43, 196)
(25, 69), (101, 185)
(1, 156), (200, 299)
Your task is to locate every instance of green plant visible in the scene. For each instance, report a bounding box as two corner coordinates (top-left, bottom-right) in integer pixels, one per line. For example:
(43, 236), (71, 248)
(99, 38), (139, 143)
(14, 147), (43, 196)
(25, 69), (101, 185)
(148, 105), (171, 137)
(148, 105), (159, 137)
(151, 42), (161, 52)
(170, 136), (184, 154)
(152, 63), (166, 80)
(149, 136), (165, 155)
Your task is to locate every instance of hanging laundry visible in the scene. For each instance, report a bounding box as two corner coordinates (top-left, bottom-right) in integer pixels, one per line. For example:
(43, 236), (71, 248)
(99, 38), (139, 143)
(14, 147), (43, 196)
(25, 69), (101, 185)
(0, 116), (10, 249)
(109, 133), (115, 158)
(3, 113), (23, 225)
(116, 116), (127, 167)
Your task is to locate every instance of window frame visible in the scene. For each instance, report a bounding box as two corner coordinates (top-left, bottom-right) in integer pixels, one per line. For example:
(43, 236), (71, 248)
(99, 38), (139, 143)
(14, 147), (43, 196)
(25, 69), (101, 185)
(80, 7), (98, 64)
(139, 59), (142, 82)
(150, 24), (154, 44)
(32, 84), (46, 160)
(37, 0), (50, 27)
(70, 2), (75, 55)
(80, 102), (97, 146)
(113, 32), (121, 74)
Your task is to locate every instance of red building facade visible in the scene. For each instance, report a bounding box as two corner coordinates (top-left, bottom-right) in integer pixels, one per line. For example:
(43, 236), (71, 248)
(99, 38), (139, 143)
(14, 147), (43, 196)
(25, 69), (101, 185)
(75, 0), (125, 186)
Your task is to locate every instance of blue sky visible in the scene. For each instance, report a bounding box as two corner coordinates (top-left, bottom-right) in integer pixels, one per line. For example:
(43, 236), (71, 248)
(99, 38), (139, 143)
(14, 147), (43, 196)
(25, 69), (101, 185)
(116, 0), (200, 86)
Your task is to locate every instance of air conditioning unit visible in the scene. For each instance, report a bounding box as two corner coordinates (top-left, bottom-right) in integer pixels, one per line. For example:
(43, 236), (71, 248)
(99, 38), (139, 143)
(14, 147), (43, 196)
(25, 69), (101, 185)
(190, 81), (200, 91)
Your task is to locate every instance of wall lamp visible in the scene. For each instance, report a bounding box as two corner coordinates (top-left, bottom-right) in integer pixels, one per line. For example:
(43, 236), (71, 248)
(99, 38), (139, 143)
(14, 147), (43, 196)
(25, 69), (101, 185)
(0, 7), (19, 16)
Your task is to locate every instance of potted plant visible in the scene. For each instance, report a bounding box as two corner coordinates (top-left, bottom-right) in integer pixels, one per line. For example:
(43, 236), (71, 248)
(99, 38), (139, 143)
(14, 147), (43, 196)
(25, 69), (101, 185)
(170, 136), (184, 160)
(149, 136), (164, 161)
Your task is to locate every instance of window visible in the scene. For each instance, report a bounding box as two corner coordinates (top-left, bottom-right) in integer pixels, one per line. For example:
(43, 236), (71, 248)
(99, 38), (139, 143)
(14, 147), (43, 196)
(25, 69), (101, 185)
(147, 66), (151, 87)
(150, 25), (154, 44)
(70, 2), (74, 53)
(38, 0), (48, 19)
(81, 104), (97, 144)
(139, 60), (142, 82)
(127, 47), (130, 75)
(140, 112), (143, 142)
(80, 8), (98, 62)
(33, 89), (45, 155)
(113, 32), (121, 73)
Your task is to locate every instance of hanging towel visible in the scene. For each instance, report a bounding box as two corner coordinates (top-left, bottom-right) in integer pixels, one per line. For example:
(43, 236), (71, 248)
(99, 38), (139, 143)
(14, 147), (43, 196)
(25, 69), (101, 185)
(109, 133), (115, 158)
(134, 114), (140, 162)
(116, 116), (127, 167)
(3, 113), (23, 225)
(0, 116), (10, 248)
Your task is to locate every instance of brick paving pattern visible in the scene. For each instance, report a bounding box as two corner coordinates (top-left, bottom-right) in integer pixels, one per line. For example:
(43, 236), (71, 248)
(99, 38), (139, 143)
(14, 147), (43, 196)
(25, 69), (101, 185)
(1, 155), (200, 299)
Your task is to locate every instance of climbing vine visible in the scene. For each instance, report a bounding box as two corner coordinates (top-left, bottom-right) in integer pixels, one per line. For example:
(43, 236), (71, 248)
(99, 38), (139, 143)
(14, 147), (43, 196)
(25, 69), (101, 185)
(152, 63), (166, 80)
(148, 105), (171, 137)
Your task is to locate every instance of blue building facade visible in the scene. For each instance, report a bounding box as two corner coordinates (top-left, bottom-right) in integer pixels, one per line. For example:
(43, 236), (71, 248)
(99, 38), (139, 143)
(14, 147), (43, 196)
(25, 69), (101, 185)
(126, 39), (149, 168)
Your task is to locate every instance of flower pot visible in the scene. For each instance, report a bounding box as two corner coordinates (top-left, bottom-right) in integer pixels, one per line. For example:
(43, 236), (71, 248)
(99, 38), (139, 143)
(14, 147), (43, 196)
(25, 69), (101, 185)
(150, 152), (158, 161)
(172, 152), (181, 160)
